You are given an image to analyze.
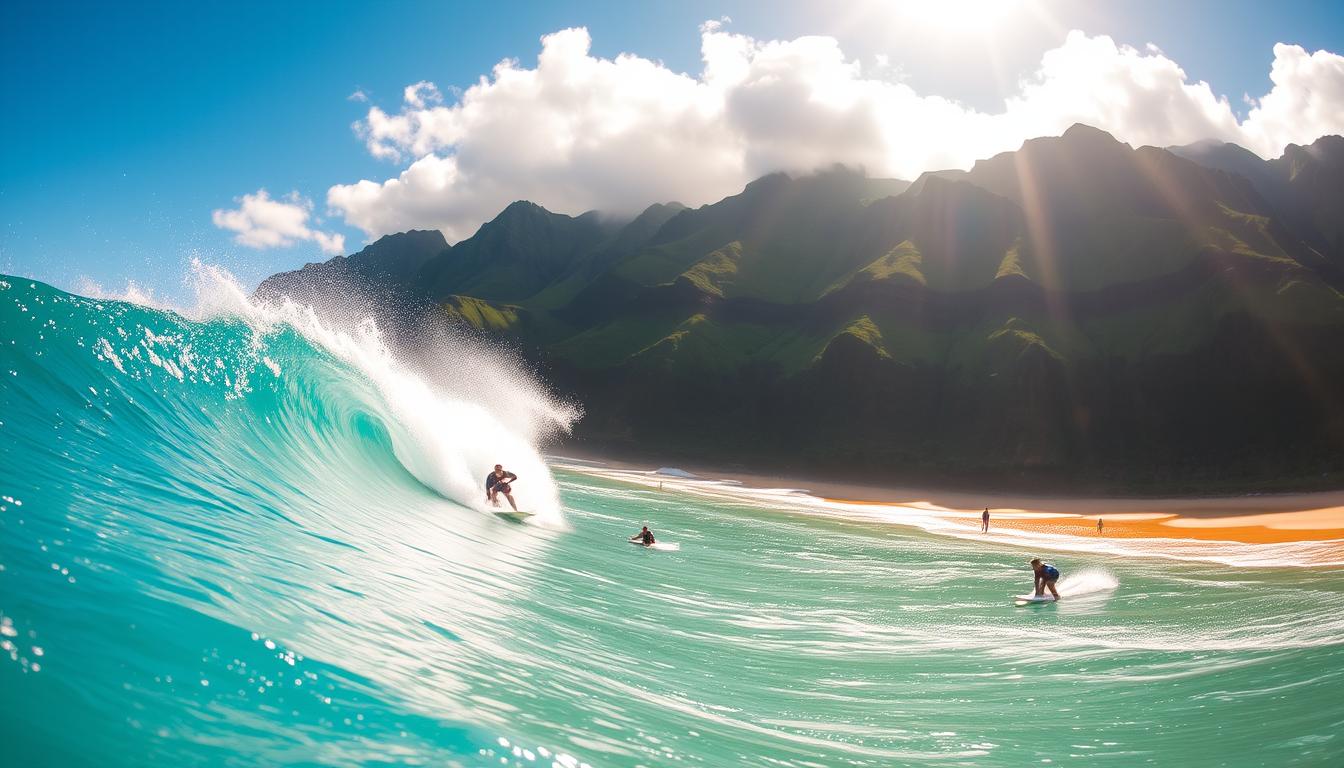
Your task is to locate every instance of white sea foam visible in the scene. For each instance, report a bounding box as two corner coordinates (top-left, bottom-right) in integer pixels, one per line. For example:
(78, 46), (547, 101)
(74, 276), (177, 312)
(98, 260), (578, 525)
(1056, 567), (1120, 598)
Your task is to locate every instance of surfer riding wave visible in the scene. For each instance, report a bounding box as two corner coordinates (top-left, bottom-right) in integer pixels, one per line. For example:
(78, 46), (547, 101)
(485, 464), (519, 511)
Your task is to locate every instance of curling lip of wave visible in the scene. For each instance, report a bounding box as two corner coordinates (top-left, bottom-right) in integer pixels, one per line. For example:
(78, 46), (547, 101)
(33, 266), (576, 522)
(237, 262), (578, 523)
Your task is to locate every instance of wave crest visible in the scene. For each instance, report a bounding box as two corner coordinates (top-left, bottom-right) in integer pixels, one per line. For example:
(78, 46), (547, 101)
(14, 265), (579, 524)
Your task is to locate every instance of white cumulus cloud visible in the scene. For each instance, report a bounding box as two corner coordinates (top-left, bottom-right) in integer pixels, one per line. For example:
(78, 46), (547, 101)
(325, 24), (1344, 243)
(402, 80), (443, 109)
(212, 190), (345, 255)
(1240, 43), (1344, 158)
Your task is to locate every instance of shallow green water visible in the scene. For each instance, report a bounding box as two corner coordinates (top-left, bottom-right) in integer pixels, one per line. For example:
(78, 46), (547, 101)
(2, 275), (1343, 767)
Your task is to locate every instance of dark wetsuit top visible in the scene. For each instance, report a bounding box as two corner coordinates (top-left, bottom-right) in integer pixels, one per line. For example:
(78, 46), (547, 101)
(637, 530), (655, 545)
(485, 471), (517, 494)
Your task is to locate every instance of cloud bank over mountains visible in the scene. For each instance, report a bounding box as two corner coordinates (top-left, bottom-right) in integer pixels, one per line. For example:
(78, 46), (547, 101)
(227, 23), (1344, 247)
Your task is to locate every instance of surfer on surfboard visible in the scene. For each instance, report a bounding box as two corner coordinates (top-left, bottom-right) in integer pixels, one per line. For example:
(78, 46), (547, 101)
(485, 464), (519, 511)
(1029, 558), (1061, 600)
(630, 526), (656, 547)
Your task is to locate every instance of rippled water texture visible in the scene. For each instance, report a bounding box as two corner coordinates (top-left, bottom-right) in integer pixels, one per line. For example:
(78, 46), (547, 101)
(2, 276), (1342, 767)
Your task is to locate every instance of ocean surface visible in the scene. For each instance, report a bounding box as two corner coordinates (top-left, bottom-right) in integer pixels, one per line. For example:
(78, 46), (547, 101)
(3, 273), (1343, 767)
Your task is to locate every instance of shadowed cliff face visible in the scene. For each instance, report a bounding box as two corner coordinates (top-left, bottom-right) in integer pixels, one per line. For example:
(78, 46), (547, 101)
(259, 127), (1344, 492)
(1172, 134), (1344, 282)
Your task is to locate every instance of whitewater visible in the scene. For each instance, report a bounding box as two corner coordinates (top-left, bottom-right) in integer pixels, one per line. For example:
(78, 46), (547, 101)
(2, 272), (1343, 767)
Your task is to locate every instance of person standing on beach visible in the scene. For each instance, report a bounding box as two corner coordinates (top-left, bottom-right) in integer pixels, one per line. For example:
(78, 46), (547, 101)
(1097, 518), (1104, 535)
(982, 508), (990, 532)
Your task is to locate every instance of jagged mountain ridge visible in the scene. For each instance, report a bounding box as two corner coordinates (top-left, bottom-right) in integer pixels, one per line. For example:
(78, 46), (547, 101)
(1171, 134), (1344, 278)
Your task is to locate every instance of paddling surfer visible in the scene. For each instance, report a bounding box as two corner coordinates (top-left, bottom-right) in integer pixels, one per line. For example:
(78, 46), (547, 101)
(630, 526), (655, 547)
(1029, 558), (1061, 600)
(485, 464), (519, 511)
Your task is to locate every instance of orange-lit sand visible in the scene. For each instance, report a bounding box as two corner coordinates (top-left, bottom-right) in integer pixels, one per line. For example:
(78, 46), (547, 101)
(826, 500), (1344, 544)
(979, 511), (1343, 544)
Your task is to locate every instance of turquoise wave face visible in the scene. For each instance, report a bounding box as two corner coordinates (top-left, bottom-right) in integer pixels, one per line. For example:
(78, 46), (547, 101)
(3, 275), (1344, 767)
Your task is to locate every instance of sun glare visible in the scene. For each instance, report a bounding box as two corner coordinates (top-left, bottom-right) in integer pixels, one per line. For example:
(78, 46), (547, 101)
(897, 0), (1031, 34)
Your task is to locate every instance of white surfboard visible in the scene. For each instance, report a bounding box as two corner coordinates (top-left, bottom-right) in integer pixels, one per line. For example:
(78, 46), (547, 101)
(494, 509), (536, 522)
(1015, 593), (1057, 605)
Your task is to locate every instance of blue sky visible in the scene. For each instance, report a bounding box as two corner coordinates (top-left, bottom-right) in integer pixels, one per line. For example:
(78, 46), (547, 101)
(4, 0), (1344, 300)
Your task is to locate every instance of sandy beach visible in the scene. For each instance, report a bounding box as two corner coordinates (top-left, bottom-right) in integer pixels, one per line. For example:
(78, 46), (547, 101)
(550, 450), (1344, 545)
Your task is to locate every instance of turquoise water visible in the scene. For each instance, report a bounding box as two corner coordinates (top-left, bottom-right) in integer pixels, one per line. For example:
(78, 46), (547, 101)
(3, 275), (1343, 767)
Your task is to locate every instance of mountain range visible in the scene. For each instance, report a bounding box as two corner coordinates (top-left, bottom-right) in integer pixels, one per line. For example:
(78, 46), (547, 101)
(259, 124), (1344, 492)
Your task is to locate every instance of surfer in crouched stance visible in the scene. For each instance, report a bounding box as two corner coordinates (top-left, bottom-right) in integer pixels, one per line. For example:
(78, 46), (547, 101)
(485, 464), (519, 511)
(630, 526), (656, 547)
(1030, 558), (1061, 600)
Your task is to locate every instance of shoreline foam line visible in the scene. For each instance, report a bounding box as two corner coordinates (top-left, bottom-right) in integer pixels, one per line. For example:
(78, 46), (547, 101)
(549, 459), (1344, 568)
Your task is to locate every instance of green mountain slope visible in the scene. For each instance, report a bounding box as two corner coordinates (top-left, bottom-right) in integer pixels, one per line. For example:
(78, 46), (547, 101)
(256, 229), (448, 304)
(420, 202), (618, 303)
(1171, 134), (1344, 281)
(614, 169), (911, 302)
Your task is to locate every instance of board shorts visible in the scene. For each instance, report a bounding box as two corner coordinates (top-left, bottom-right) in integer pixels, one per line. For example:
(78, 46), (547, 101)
(494, 482), (512, 494)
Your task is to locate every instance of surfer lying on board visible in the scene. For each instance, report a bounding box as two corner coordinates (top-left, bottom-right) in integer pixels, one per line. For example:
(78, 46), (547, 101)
(485, 465), (519, 511)
(630, 526), (656, 546)
(1030, 558), (1061, 600)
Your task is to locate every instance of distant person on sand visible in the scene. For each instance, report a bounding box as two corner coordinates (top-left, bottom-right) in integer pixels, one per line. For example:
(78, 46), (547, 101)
(1097, 518), (1104, 535)
(631, 526), (655, 546)
(1030, 558), (1061, 600)
(485, 464), (519, 511)
(982, 508), (990, 532)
